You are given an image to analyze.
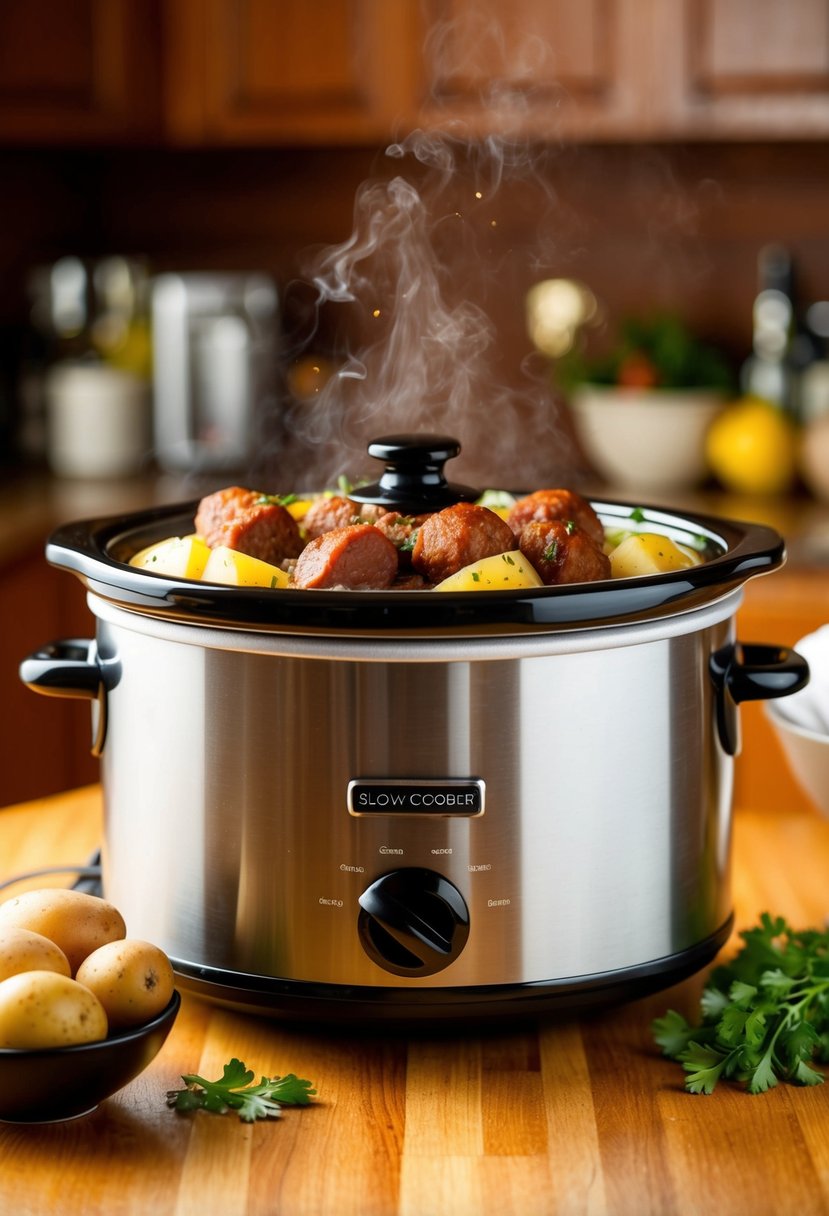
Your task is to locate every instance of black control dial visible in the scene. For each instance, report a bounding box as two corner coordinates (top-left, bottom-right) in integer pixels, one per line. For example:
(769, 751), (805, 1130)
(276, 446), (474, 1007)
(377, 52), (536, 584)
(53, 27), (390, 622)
(357, 868), (470, 977)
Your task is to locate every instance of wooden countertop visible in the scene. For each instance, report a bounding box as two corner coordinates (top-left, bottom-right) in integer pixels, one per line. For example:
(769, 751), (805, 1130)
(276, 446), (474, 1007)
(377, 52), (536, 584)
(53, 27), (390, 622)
(2, 788), (829, 1215)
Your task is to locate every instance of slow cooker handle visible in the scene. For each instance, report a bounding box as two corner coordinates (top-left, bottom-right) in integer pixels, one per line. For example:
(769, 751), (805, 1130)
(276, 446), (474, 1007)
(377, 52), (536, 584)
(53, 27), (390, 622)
(19, 639), (109, 757)
(710, 642), (810, 756)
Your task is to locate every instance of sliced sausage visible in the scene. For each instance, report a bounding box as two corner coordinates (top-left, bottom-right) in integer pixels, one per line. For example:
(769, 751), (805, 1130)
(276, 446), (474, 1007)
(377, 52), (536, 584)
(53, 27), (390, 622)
(411, 502), (517, 585)
(519, 520), (611, 586)
(293, 524), (400, 590)
(195, 487), (304, 565)
(302, 496), (362, 539)
(195, 486), (257, 543)
(301, 496), (388, 539)
(508, 489), (605, 549)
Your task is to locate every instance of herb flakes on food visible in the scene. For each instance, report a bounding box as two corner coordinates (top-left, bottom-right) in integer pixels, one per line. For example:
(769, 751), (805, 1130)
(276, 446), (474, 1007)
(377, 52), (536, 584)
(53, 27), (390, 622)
(167, 1057), (316, 1122)
(653, 913), (829, 1094)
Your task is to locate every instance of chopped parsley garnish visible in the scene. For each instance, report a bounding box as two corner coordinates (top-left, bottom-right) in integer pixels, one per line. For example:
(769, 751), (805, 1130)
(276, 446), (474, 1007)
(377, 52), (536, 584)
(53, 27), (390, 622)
(653, 913), (829, 1094)
(630, 506), (646, 523)
(543, 540), (559, 562)
(471, 571), (480, 582)
(167, 1058), (316, 1122)
(501, 554), (515, 565)
(256, 493), (298, 507)
(564, 520), (576, 534)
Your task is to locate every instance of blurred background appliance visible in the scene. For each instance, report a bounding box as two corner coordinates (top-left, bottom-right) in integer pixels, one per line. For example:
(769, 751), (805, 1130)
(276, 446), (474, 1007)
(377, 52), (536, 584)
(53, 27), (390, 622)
(151, 272), (280, 473)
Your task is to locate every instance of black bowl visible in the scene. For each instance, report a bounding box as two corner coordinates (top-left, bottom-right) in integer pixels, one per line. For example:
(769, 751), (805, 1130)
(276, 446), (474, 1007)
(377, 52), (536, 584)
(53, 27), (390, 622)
(0, 989), (180, 1123)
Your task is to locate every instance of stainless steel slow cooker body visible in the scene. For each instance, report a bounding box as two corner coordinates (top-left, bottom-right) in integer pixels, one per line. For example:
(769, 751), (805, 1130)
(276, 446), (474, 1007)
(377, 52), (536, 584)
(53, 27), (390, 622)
(21, 459), (809, 1021)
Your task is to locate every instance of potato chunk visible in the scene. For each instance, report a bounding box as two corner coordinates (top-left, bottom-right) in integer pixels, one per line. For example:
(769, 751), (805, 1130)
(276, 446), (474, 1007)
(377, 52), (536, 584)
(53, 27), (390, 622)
(0, 971), (108, 1048)
(202, 544), (290, 588)
(434, 551), (544, 591)
(130, 534), (211, 579)
(609, 532), (702, 579)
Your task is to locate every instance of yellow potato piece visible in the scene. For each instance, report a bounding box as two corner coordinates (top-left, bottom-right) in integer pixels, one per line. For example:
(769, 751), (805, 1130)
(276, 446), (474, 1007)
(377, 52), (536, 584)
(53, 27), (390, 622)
(434, 551), (544, 591)
(0, 970), (108, 1048)
(0, 927), (71, 982)
(202, 545), (290, 588)
(609, 532), (702, 579)
(76, 939), (175, 1030)
(0, 888), (126, 975)
(286, 498), (314, 521)
(130, 534), (211, 579)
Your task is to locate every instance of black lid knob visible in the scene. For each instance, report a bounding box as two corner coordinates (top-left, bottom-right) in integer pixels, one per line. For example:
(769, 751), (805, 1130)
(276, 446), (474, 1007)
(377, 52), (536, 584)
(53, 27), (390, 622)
(348, 434), (479, 512)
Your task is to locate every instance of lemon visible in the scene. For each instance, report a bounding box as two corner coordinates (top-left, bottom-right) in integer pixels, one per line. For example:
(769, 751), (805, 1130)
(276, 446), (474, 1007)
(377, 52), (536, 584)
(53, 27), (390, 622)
(705, 396), (798, 495)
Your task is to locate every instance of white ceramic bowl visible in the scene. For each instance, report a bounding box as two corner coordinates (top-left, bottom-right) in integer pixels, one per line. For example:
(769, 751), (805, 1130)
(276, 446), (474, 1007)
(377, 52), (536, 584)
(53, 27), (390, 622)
(569, 386), (725, 494)
(766, 701), (829, 818)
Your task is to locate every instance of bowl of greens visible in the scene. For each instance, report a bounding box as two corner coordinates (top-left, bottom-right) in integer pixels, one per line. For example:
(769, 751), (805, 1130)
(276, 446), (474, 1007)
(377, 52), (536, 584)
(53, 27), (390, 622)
(562, 315), (734, 494)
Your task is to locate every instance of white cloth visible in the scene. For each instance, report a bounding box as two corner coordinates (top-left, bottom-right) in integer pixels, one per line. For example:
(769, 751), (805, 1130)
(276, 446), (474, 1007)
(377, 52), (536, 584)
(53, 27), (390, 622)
(779, 625), (829, 735)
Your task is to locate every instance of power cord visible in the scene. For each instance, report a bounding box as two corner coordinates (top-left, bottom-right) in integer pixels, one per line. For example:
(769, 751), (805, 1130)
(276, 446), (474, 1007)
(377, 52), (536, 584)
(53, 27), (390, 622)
(0, 852), (102, 895)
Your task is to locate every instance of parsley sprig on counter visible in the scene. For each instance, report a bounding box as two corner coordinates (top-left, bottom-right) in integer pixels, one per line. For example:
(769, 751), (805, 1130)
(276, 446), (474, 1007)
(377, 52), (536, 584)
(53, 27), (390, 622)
(653, 913), (829, 1094)
(167, 1057), (316, 1122)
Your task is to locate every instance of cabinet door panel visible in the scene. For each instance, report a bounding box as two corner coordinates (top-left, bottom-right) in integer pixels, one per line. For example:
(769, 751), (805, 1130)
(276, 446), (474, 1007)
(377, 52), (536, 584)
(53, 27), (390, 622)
(675, 0), (829, 135)
(693, 0), (829, 90)
(418, 0), (644, 137)
(0, 0), (160, 143)
(166, 0), (420, 144)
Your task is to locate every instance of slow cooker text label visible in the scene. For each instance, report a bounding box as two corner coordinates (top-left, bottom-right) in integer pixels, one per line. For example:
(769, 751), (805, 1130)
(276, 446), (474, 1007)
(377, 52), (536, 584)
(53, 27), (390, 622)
(347, 779), (485, 817)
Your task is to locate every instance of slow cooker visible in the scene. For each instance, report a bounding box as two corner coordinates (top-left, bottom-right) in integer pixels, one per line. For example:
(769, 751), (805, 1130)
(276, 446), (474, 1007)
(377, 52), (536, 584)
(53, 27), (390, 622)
(20, 435), (809, 1022)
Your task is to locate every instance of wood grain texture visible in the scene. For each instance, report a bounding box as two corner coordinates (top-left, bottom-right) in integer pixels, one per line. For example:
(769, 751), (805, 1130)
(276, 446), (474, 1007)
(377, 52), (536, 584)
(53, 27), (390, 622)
(2, 787), (829, 1216)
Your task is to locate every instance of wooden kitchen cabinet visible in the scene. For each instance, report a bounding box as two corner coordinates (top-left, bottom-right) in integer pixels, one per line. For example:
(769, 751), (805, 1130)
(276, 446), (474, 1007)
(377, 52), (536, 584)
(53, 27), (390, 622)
(162, 0), (423, 145)
(0, 0), (161, 145)
(2, 0), (829, 147)
(162, 0), (829, 145)
(417, 0), (829, 141)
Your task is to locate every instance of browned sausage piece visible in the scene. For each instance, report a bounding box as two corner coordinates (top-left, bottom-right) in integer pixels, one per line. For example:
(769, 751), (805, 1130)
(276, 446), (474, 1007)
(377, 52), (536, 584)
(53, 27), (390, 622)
(195, 487), (304, 564)
(411, 502), (517, 585)
(195, 486), (258, 542)
(519, 520), (611, 586)
(301, 496), (390, 539)
(507, 489), (605, 548)
(302, 496), (362, 539)
(293, 524), (400, 590)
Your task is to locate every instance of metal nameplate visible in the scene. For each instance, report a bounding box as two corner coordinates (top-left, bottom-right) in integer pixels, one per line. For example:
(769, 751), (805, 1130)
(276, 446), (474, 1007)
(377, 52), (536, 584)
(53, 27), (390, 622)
(347, 778), (485, 817)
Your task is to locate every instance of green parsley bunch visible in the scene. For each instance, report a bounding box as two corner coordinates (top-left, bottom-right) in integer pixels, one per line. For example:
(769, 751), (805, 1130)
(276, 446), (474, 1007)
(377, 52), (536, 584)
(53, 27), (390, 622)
(167, 1057), (316, 1122)
(653, 913), (829, 1094)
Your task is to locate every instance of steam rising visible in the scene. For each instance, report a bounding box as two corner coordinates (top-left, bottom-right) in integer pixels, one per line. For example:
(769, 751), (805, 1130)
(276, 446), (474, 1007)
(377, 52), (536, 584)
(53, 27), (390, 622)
(287, 21), (584, 488)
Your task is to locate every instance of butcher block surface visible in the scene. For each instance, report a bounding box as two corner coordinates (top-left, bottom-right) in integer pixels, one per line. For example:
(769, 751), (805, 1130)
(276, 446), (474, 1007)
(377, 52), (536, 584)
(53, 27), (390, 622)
(2, 785), (829, 1216)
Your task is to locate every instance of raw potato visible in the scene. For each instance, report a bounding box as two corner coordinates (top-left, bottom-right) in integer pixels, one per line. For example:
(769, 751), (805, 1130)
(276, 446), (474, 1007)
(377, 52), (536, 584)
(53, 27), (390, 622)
(0, 889), (127, 975)
(130, 534), (211, 579)
(609, 532), (702, 579)
(0, 970), (108, 1048)
(0, 926), (71, 981)
(75, 939), (175, 1029)
(202, 545), (290, 588)
(434, 551), (545, 592)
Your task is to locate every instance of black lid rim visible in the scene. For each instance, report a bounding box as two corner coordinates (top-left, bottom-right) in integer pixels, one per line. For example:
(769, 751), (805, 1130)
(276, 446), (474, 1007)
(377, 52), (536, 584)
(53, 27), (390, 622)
(44, 496), (785, 634)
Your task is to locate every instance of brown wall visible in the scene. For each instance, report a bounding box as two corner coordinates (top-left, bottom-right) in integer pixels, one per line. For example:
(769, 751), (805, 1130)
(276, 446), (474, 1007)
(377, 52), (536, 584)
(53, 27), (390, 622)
(0, 139), (827, 481)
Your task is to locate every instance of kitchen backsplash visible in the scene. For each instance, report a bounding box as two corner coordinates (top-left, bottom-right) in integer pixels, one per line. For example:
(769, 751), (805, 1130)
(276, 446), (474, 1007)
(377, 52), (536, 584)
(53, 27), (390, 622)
(0, 141), (827, 488)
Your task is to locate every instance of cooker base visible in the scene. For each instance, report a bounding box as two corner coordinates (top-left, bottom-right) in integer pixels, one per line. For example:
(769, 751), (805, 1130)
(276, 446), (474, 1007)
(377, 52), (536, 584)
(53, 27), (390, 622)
(169, 915), (733, 1026)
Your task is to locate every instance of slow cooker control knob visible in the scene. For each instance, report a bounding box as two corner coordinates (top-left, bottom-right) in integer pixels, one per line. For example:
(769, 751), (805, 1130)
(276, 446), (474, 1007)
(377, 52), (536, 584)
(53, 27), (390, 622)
(357, 868), (470, 977)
